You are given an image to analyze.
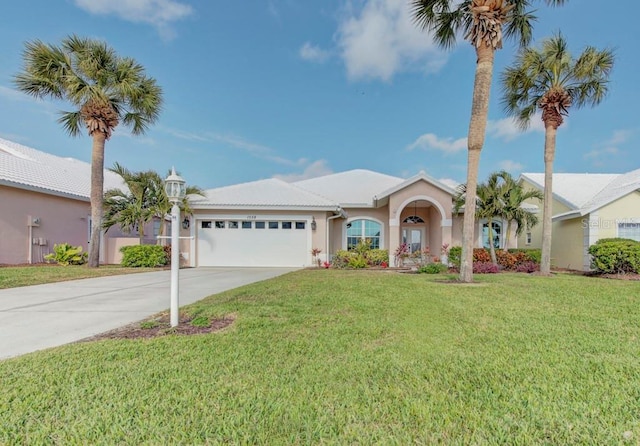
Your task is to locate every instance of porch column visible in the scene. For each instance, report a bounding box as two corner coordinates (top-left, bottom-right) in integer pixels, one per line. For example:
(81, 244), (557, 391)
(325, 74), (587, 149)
(441, 218), (452, 263)
(389, 222), (400, 267)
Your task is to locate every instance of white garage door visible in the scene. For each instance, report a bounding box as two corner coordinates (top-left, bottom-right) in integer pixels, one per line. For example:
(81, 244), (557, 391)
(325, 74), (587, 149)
(197, 218), (310, 267)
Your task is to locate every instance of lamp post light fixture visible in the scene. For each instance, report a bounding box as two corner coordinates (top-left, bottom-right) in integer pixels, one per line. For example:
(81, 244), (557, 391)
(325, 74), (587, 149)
(164, 167), (186, 327)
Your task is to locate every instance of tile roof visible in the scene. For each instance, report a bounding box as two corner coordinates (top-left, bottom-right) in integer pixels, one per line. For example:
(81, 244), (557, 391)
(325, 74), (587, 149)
(294, 169), (404, 206)
(521, 170), (640, 218)
(191, 178), (340, 209)
(0, 137), (124, 200)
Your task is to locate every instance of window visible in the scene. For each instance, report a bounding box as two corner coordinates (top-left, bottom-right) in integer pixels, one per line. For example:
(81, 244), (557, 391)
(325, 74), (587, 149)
(215, 221), (225, 229)
(347, 219), (381, 250)
(282, 221), (292, 229)
(618, 222), (640, 241)
(268, 221), (279, 229)
(403, 215), (425, 224)
(153, 220), (162, 236)
(228, 221), (239, 229)
(526, 232), (532, 245)
(482, 221), (502, 249)
(201, 221), (212, 229)
(255, 221), (266, 229)
(242, 221), (252, 229)
(295, 222), (306, 229)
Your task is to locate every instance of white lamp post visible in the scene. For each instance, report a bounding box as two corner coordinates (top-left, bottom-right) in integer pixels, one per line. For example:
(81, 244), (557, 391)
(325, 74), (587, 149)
(165, 167), (186, 327)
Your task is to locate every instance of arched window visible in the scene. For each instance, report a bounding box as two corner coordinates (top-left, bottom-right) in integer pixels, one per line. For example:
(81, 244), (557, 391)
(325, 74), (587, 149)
(347, 219), (381, 250)
(482, 221), (503, 249)
(403, 215), (425, 224)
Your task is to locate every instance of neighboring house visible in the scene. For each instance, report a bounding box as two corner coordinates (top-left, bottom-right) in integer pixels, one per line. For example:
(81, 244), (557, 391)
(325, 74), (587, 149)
(0, 137), (154, 265)
(185, 170), (520, 268)
(519, 170), (640, 271)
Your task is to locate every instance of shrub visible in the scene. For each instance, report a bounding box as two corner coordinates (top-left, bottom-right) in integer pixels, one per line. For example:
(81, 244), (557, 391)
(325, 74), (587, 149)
(473, 249), (492, 263)
(331, 250), (351, 269)
(44, 243), (87, 266)
(418, 263), (448, 274)
(121, 245), (168, 268)
(448, 246), (462, 269)
(515, 261), (539, 273)
(473, 262), (500, 274)
(495, 250), (517, 270)
(347, 255), (368, 269)
(365, 249), (389, 266)
(588, 238), (640, 274)
(394, 243), (410, 267)
(509, 248), (541, 265)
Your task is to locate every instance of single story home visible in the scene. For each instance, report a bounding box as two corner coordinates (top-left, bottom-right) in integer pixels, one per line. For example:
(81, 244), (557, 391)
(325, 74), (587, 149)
(519, 170), (640, 271)
(185, 169), (520, 268)
(0, 137), (159, 265)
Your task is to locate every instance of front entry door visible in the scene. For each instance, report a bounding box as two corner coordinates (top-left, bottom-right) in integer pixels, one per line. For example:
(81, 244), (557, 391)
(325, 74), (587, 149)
(402, 228), (423, 254)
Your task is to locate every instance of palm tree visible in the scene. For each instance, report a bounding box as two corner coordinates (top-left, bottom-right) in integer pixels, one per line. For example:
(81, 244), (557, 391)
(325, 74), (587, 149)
(501, 33), (614, 274)
(454, 171), (507, 265)
(103, 163), (164, 244)
(104, 164), (204, 244)
(495, 171), (543, 250)
(411, 0), (566, 282)
(14, 35), (163, 267)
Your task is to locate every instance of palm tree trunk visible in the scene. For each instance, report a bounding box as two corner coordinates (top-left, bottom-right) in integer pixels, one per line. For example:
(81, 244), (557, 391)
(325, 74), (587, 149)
(88, 133), (107, 268)
(460, 45), (495, 283)
(504, 221), (511, 252)
(540, 124), (558, 275)
(487, 217), (497, 265)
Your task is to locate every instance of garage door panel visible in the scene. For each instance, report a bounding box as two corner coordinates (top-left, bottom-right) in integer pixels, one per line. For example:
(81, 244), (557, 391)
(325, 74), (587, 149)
(197, 220), (309, 267)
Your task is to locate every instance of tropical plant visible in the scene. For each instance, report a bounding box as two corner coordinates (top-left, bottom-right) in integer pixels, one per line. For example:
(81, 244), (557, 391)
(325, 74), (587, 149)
(104, 163), (204, 244)
(494, 171), (543, 250)
(501, 33), (614, 274)
(14, 35), (163, 267)
(411, 0), (566, 282)
(120, 245), (168, 268)
(44, 243), (88, 266)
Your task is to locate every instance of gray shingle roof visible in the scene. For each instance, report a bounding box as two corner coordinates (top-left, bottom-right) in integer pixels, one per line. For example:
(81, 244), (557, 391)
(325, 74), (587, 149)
(0, 137), (124, 200)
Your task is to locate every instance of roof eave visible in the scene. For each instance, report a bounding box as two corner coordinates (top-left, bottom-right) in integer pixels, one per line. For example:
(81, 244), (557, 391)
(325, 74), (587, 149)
(0, 180), (90, 202)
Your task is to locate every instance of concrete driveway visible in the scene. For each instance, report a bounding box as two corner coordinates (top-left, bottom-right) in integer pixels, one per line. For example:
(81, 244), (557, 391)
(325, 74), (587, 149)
(0, 267), (297, 360)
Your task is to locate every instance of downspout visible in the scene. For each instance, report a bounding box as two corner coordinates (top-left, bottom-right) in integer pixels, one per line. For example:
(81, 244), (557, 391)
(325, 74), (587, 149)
(326, 207), (347, 263)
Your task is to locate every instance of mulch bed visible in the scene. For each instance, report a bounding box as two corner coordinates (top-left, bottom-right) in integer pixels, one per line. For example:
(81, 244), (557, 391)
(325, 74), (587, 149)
(83, 314), (235, 341)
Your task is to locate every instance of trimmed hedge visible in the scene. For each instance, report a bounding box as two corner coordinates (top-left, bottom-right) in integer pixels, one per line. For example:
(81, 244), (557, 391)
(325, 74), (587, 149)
(588, 238), (640, 274)
(332, 249), (389, 269)
(120, 245), (169, 268)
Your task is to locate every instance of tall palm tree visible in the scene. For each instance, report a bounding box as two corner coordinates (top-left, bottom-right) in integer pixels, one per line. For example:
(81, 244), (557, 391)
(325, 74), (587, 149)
(14, 35), (163, 267)
(411, 0), (566, 282)
(495, 171), (543, 250)
(501, 33), (614, 274)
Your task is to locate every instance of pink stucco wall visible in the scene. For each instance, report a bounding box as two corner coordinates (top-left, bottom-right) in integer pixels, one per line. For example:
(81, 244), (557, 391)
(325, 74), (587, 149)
(0, 185), (91, 264)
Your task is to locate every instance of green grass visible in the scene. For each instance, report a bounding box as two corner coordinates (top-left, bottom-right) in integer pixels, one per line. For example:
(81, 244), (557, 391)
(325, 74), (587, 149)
(0, 264), (163, 289)
(1, 270), (639, 444)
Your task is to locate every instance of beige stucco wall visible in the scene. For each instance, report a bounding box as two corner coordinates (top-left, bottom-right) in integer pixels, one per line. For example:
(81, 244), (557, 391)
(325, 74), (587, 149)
(0, 186), (91, 264)
(591, 191), (640, 239)
(517, 179), (571, 249)
(551, 217), (584, 270)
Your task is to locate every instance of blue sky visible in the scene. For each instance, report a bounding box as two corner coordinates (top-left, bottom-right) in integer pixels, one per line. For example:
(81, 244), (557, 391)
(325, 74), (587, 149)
(0, 0), (637, 190)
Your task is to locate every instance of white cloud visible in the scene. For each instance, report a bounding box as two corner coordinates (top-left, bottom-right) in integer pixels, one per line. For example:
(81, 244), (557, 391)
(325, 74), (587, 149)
(406, 133), (467, 154)
(0, 85), (29, 102)
(498, 160), (524, 172)
(604, 129), (632, 146)
(486, 115), (545, 142)
(584, 146), (619, 159)
(73, 0), (193, 40)
(299, 42), (331, 63)
(335, 0), (447, 81)
(274, 160), (334, 182)
(438, 178), (461, 189)
(584, 129), (632, 163)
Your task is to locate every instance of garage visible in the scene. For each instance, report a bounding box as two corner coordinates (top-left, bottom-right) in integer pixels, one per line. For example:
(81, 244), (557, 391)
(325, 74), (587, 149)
(196, 217), (310, 267)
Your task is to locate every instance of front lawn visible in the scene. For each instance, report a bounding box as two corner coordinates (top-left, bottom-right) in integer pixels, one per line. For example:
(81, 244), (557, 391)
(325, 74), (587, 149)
(0, 264), (162, 289)
(1, 271), (639, 444)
